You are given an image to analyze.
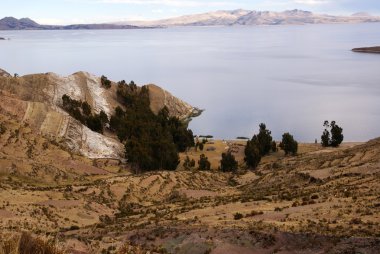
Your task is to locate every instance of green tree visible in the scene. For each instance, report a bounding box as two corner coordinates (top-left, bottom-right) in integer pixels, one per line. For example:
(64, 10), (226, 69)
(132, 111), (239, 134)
(220, 152), (238, 172)
(330, 121), (344, 147)
(321, 121), (344, 147)
(257, 123), (273, 156)
(244, 136), (261, 169)
(198, 154), (211, 171)
(279, 132), (298, 155)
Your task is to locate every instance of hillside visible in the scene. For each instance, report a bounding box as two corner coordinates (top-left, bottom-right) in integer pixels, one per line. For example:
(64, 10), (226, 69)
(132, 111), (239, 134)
(0, 131), (379, 253)
(0, 68), (379, 253)
(0, 69), (200, 159)
(124, 9), (380, 27)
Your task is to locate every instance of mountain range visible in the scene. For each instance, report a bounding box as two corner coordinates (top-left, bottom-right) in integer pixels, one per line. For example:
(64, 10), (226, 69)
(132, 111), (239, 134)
(1, 10), (380, 30)
(0, 16), (140, 30)
(123, 9), (380, 27)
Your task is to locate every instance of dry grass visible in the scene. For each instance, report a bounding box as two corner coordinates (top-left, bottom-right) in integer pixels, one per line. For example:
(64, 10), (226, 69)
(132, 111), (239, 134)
(0, 232), (64, 254)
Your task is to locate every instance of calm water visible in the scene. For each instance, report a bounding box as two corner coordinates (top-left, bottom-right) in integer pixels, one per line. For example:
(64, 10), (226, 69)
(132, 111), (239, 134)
(1, 23), (380, 141)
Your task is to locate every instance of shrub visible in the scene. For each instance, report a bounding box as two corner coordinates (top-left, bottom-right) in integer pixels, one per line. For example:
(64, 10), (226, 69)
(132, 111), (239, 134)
(234, 212), (244, 220)
(0, 122), (6, 135)
(220, 152), (238, 172)
(183, 156), (195, 170)
(279, 132), (298, 155)
(198, 154), (211, 171)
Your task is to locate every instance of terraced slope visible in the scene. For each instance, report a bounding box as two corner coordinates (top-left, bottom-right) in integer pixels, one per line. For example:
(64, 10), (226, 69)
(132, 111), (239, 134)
(0, 133), (379, 253)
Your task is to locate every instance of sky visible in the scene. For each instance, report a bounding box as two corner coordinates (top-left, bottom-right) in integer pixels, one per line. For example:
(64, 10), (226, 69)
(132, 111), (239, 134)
(1, 0), (380, 25)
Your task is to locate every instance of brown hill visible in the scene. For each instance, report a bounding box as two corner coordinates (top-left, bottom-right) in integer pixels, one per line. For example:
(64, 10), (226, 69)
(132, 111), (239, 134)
(0, 70), (200, 159)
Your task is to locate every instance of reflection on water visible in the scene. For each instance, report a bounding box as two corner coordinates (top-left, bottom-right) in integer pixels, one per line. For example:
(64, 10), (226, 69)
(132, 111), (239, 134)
(1, 23), (380, 141)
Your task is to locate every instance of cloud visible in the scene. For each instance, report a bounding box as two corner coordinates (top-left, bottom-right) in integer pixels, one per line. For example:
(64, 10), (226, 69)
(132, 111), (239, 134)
(293, 0), (329, 5)
(97, 0), (234, 7)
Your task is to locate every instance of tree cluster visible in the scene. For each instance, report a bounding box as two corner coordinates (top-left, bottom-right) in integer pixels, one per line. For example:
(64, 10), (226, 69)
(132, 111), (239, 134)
(279, 132), (298, 155)
(62, 94), (108, 134)
(321, 121), (344, 147)
(198, 154), (211, 171)
(109, 83), (194, 172)
(244, 123), (273, 169)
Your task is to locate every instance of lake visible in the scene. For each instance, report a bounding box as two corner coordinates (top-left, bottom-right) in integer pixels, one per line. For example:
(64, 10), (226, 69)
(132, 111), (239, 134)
(1, 23), (380, 141)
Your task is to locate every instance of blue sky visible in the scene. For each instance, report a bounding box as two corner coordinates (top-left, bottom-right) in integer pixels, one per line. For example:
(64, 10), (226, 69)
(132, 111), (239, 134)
(1, 0), (380, 25)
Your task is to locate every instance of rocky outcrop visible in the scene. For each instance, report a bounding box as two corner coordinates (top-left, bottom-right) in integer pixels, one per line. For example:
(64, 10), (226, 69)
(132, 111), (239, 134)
(147, 84), (203, 123)
(0, 70), (200, 159)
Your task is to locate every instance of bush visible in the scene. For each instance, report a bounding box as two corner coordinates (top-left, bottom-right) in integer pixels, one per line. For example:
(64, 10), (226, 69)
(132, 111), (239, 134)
(220, 152), (238, 172)
(198, 154), (211, 171)
(0, 122), (6, 135)
(233, 212), (244, 220)
(183, 156), (196, 170)
(321, 120), (344, 147)
(279, 132), (298, 155)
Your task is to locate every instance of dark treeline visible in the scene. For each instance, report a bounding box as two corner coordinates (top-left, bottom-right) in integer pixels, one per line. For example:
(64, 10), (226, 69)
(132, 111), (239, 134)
(109, 81), (194, 172)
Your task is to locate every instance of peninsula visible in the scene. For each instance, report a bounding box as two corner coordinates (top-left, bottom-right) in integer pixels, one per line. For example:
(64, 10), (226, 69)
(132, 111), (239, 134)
(352, 46), (380, 53)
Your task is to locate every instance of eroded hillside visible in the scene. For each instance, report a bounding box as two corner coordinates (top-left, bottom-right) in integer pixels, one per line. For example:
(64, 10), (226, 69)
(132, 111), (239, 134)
(0, 69), (200, 159)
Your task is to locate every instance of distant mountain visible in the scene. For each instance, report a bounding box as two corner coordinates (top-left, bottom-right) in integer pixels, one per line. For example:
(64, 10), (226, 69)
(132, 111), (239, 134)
(351, 12), (372, 17)
(122, 9), (380, 27)
(0, 17), (141, 30)
(2, 10), (380, 30)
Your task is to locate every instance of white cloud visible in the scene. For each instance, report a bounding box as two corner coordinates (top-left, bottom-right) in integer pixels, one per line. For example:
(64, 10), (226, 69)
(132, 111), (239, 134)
(97, 0), (234, 7)
(293, 0), (330, 5)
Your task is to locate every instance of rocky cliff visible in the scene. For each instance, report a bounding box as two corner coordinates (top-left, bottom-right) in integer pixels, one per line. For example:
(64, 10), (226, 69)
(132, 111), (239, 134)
(0, 69), (200, 159)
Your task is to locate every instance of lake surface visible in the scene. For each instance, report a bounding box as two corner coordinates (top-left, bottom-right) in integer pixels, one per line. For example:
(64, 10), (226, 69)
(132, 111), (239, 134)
(1, 23), (380, 141)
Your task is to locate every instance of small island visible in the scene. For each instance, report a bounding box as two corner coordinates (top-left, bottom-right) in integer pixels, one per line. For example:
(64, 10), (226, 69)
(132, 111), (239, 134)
(352, 46), (380, 54)
(0, 37), (5, 40)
